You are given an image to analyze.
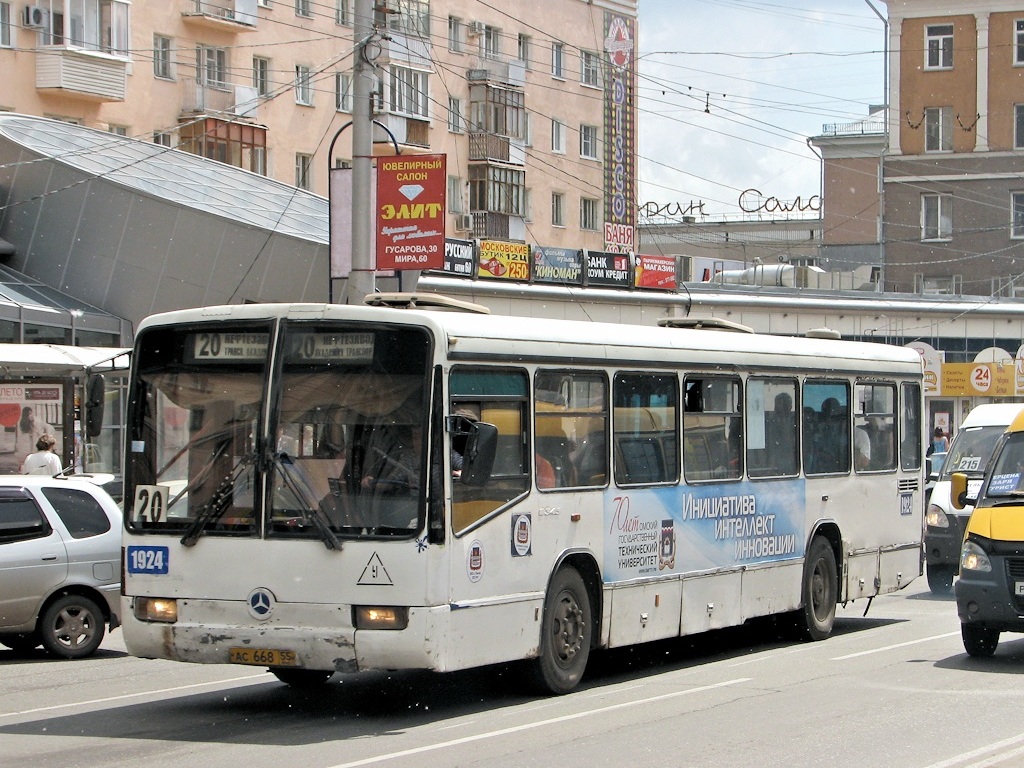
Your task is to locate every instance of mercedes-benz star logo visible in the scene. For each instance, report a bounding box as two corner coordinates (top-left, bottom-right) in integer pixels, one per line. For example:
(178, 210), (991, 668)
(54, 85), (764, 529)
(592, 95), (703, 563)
(247, 588), (274, 620)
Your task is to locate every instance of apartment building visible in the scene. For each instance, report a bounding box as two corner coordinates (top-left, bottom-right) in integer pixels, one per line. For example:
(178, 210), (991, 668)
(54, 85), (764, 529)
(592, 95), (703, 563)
(881, 0), (1024, 296)
(0, 0), (637, 253)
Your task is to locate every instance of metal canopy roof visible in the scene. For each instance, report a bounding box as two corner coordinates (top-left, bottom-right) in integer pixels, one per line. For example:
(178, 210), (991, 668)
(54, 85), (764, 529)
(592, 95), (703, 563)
(0, 343), (129, 376)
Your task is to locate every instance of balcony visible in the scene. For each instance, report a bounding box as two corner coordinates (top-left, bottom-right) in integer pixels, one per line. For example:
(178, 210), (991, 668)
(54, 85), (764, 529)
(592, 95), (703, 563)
(468, 133), (525, 165)
(371, 113), (430, 150)
(182, 0), (258, 30)
(182, 78), (260, 119)
(470, 212), (526, 241)
(35, 48), (128, 102)
(467, 58), (526, 88)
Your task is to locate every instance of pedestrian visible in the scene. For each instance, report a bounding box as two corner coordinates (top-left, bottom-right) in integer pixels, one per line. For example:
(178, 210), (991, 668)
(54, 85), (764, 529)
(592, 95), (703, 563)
(930, 427), (949, 455)
(21, 434), (62, 475)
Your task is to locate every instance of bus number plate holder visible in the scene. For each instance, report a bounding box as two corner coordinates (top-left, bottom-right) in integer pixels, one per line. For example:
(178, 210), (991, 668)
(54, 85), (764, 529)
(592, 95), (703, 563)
(228, 647), (298, 667)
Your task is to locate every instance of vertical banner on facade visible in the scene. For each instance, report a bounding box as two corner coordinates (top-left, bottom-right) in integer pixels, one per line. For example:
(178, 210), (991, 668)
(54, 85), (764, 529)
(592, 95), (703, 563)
(603, 12), (637, 254)
(585, 250), (632, 288)
(635, 253), (678, 290)
(375, 154), (446, 271)
(478, 240), (530, 280)
(440, 238), (475, 277)
(532, 246), (584, 285)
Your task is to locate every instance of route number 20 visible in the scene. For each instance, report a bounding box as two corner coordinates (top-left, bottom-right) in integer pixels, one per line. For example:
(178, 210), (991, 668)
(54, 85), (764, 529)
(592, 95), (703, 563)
(134, 485), (168, 523)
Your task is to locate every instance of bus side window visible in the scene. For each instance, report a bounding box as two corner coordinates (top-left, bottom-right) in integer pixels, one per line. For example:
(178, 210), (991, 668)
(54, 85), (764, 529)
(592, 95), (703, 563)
(613, 372), (678, 486)
(450, 367), (530, 533)
(535, 370), (609, 490)
(747, 378), (798, 478)
(683, 376), (741, 481)
(803, 381), (851, 475)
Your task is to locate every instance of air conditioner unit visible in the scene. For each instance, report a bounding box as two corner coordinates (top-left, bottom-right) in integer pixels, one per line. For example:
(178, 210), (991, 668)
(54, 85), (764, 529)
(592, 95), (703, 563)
(468, 21), (485, 36)
(23, 5), (48, 29)
(455, 214), (474, 231)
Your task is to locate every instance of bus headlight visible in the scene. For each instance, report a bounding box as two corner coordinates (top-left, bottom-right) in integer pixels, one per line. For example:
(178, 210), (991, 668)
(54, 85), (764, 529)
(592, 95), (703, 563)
(134, 597), (178, 623)
(960, 541), (993, 573)
(354, 606), (409, 630)
(926, 504), (949, 528)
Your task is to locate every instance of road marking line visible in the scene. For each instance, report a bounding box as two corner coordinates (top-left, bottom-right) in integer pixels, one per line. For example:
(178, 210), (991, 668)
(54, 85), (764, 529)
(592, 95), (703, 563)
(324, 678), (752, 768)
(0, 672), (269, 719)
(830, 631), (959, 660)
(921, 732), (1024, 768)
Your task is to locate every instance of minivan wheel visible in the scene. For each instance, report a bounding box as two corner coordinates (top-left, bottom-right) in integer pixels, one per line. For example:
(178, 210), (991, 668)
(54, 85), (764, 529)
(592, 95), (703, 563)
(39, 595), (105, 659)
(926, 564), (955, 594)
(961, 623), (999, 657)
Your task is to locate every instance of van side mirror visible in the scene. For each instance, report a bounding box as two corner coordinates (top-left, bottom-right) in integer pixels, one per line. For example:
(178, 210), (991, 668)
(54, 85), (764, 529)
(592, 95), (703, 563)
(950, 472), (970, 510)
(459, 421), (497, 487)
(85, 374), (105, 438)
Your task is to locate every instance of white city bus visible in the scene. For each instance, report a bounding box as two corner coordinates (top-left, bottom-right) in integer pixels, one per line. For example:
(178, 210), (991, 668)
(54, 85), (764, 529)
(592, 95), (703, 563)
(121, 295), (924, 693)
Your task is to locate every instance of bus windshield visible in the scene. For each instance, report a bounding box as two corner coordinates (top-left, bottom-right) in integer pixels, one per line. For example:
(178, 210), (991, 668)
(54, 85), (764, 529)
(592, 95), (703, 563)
(125, 321), (432, 541)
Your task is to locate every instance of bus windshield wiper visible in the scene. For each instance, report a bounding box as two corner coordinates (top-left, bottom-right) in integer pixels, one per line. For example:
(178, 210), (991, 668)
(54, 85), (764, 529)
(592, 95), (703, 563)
(180, 452), (257, 547)
(272, 452), (342, 551)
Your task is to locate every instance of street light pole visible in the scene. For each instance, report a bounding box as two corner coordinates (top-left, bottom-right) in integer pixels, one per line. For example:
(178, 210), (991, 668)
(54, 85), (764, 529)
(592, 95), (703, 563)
(343, 0), (377, 304)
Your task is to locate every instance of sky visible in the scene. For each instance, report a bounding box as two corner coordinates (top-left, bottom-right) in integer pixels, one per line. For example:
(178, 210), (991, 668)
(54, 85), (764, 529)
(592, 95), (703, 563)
(637, 0), (888, 220)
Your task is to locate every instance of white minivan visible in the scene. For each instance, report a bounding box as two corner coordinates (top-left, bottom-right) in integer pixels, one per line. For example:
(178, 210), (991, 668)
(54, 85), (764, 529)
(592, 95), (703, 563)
(925, 403), (1024, 594)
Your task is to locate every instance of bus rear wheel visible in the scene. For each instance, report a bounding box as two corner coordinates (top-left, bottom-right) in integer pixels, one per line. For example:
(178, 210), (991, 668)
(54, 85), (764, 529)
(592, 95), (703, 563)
(271, 668), (334, 687)
(797, 537), (837, 641)
(530, 566), (592, 695)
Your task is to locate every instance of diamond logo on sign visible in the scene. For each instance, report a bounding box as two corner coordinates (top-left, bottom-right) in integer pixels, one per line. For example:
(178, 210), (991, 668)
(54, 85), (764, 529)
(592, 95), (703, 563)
(399, 184), (424, 200)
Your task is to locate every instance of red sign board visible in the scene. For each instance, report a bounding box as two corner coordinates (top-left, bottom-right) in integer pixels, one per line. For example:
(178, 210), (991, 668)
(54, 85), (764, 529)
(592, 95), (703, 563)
(375, 154), (446, 270)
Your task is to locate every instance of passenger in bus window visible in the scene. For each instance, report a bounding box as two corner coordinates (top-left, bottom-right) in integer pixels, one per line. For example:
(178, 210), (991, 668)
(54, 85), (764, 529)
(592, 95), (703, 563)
(359, 423), (421, 528)
(855, 422), (872, 470)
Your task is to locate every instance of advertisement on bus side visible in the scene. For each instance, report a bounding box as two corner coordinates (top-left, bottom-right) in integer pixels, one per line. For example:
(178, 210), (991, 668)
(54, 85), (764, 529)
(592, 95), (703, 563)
(605, 480), (806, 580)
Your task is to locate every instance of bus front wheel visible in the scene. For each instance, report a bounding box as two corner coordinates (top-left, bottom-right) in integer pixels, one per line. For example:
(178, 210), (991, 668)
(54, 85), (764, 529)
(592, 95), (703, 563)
(797, 537), (837, 641)
(530, 566), (592, 695)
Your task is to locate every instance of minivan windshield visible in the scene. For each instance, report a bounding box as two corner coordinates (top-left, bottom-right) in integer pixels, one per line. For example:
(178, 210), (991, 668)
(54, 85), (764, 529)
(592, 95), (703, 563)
(939, 425), (1006, 479)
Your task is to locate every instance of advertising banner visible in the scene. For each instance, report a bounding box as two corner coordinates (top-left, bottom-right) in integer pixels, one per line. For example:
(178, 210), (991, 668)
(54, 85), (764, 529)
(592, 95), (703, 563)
(602, 12), (637, 253)
(941, 362), (1016, 397)
(0, 383), (63, 473)
(478, 240), (530, 280)
(375, 154), (446, 271)
(532, 246), (584, 285)
(635, 253), (677, 290)
(440, 238), (475, 277)
(585, 250), (632, 288)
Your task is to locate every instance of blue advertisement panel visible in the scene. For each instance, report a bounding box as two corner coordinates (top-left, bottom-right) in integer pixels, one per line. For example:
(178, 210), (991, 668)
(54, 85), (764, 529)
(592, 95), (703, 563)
(532, 246), (583, 285)
(604, 480), (806, 581)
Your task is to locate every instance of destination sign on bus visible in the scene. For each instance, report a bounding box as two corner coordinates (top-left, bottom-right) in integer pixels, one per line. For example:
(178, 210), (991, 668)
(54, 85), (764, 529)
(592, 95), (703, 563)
(286, 332), (374, 363)
(188, 332), (269, 362)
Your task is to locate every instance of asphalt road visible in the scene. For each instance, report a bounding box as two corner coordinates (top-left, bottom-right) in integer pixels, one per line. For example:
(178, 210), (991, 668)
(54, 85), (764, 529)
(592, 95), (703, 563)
(2, 577), (1024, 768)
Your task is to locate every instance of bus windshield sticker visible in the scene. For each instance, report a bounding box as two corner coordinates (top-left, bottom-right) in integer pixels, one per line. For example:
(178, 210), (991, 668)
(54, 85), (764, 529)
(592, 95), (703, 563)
(187, 332), (269, 362)
(286, 332), (375, 364)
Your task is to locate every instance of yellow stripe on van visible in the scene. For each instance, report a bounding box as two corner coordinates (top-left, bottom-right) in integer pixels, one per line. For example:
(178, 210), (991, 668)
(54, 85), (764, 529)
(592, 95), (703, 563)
(967, 506), (1024, 542)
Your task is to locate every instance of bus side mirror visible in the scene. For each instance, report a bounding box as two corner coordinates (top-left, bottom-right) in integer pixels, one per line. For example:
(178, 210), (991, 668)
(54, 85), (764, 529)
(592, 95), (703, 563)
(85, 374), (105, 438)
(950, 472), (969, 510)
(460, 421), (497, 487)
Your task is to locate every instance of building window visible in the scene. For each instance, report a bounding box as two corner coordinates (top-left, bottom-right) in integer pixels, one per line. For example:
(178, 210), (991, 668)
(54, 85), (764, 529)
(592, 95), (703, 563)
(197, 45), (228, 88)
(253, 56), (270, 97)
(295, 0), (311, 18)
(336, 0), (349, 25)
(448, 96), (463, 133)
(551, 119), (565, 153)
(580, 124), (599, 159)
(295, 64), (312, 105)
(580, 197), (599, 231)
(921, 193), (952, 240)
(448, 175), (464, 214)
(580, 50), (601, 87)
(926, 24), (953, 69)
(335, 72), (351, 111)
(385, 0), (429, 38)
(1016, 20), (1024, 65)
(1015, 104), (1024, 148)
(480, 25), (500, 60)
(924, 107), (952, 152)
(295, 153), (312, 190)
(389, 65), (429, 118)
(448, 16), (462, 52)
(551, 42), (565, 78)
(43, 0), (129, 56)
(1012, 193), (1024, 238)
(518, 34), (531, 69)
(153, 35), (172, 79)
(108, 124), (127, 136)
(0, 2), (10, 47)
(469, 85), (523, 138)
(153, 131), (172, 147)
(257, 0), (271, 6)
(552, 192), (565, 227)
(469, 165), (525, 216)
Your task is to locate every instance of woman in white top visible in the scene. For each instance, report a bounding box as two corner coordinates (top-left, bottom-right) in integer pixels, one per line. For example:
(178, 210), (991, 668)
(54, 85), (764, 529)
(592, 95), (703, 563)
(21, 434), (62, 475)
